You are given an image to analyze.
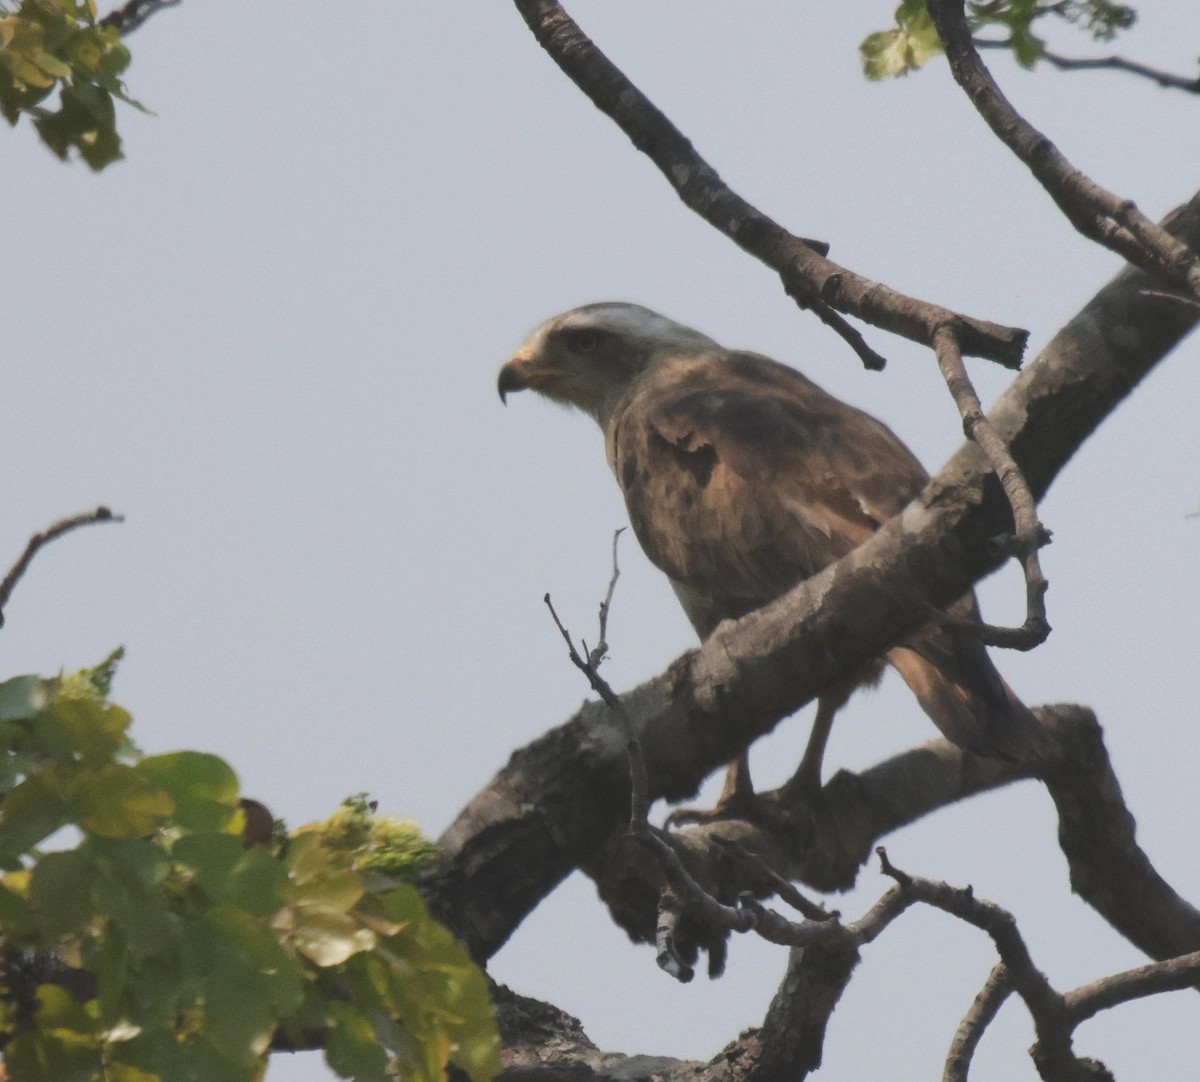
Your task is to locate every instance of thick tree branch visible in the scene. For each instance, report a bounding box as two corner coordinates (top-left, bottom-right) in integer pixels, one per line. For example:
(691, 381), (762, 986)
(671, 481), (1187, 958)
(512, 0), (1030, 369)
(930, 0), (1200, 299)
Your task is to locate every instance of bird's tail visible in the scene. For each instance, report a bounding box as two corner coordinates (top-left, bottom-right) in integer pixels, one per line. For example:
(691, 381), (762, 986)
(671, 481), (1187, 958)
(886, 628), (1054, 766)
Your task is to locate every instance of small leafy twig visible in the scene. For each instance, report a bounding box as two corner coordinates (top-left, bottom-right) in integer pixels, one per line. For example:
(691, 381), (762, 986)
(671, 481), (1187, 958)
(0, 508), (123, 628)
(974, 38), (1200, 94)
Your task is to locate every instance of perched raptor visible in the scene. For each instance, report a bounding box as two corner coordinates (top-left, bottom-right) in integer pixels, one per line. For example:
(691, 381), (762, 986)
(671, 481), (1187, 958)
(498, 302), (1047, 815)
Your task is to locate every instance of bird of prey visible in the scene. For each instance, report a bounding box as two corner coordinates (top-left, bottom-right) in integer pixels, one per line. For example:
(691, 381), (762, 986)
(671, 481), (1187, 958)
(498, 302), (1048, 816)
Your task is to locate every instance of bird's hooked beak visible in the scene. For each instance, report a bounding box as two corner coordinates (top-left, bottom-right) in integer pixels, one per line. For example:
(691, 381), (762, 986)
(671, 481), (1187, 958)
(497, 351), (535, 404)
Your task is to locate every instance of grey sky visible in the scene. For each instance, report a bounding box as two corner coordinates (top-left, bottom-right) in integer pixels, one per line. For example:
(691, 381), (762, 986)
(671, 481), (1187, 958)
(3, 3), (1197, 1079)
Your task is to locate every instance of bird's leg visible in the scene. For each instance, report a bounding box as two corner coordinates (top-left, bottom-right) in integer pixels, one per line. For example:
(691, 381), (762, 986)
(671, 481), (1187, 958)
(717, 750), (755, 807)
(780, 686), (856, 804)
(664, 751), (757, 828)
(780, 695), (838, 799)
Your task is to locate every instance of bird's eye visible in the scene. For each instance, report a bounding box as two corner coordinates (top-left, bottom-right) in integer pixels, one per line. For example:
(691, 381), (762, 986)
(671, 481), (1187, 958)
(562, 328), (604, 355)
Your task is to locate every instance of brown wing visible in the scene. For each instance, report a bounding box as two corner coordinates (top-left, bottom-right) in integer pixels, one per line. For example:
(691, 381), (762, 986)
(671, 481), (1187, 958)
(610, 349), (1050, 763)
(609, 350), (927, 627)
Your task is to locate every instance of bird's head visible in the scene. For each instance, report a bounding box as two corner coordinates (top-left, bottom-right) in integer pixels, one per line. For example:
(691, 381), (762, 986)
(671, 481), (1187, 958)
(498, 302), (720, 426)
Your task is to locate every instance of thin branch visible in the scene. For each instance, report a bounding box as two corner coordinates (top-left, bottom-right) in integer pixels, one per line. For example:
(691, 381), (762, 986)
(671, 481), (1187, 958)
(710, 836), (835, 923)
(512, 0), (1030, 368)
(1063, 950), (1200, 1025)
(929, 0), (1200, 300)
(0, 507), (123, 628)
(944, 964), (1013, 1082)
(587, 528), (624, 669)
(974, 37), (1200, 94)
(99, 0), (180, 34)
(931, 325), (1051, 650)
(545, 590), (649, 829)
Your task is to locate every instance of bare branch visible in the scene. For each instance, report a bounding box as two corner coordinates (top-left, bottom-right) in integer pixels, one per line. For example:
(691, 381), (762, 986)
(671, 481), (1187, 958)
(974, 37), (1200, 94)
(0, 507), (123, 628)
(931, 325), (1051, 650)
(944, 964), (1013, 1082)
(1064, 950), (1200, 1025)
(99, 0), (181, 34)
(512, 0), (1030, 368)
(589, 528), (624, 669)
(929, 0), (1200, 300)
(1041, 706), (1200, 963)
(544, 590), (649, 829)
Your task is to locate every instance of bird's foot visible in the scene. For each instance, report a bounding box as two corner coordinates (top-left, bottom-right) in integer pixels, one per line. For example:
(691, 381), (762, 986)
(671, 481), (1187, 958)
(663, 789), (762, 829)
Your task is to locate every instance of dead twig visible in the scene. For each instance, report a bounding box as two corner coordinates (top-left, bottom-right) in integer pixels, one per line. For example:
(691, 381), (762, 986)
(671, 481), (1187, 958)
(544, 530), (648, 827)
(0, 508), (123, 628)
(930, 0), (1200, 300)
(930, 325), (1051, 650)
(512, 0), (1030, 368)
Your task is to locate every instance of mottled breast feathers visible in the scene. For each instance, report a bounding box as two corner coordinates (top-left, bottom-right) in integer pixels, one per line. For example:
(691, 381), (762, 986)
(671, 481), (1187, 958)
(608, 350), (927, 626)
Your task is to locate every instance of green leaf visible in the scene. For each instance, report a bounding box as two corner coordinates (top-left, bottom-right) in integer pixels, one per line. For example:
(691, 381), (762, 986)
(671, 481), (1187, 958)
(171, 832), (288, 915)
(138, 751), (240, 833)
(285, 866), (365, 914)
(325, 1002), (390, 1082)
(0, 878), (35, 936)
(0, 772), (68, 863)
(89, 837), (174, 957)
(287, 905), (376, 968)
(69, 762), (174, 837)
(0, 674), (52, 722)
(34, 695), (131, 764)
(370, 886), (501, 1082)
(5, 984), (101, 1082)
(29, 848), (97, 934)
(860, 2), (943, 80)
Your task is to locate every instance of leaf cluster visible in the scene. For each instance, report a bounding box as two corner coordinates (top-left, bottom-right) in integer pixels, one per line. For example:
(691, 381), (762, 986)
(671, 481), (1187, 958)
(0, 656), (500, 1082)
(861, 0), (1138, 79)
(0, 0), (143, 170)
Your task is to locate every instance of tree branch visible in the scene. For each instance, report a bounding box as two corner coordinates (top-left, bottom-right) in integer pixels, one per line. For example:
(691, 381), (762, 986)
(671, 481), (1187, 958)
(0, 507), (123, 628)
(930, 324), (1051, 649)
(512, 0), (1030, 368)
(944, 963), (1012, 1082)
(974, 38), (1200, 95)
(99, 0), (181, 34)
(929, 0), (1200, 299)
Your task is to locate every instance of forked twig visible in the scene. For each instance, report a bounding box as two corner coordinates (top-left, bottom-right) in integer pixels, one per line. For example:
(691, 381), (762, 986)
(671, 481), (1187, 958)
(931, 325), (1051, 650)
(545, 529), (648, 826)
(974, 38), (1200, 95)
